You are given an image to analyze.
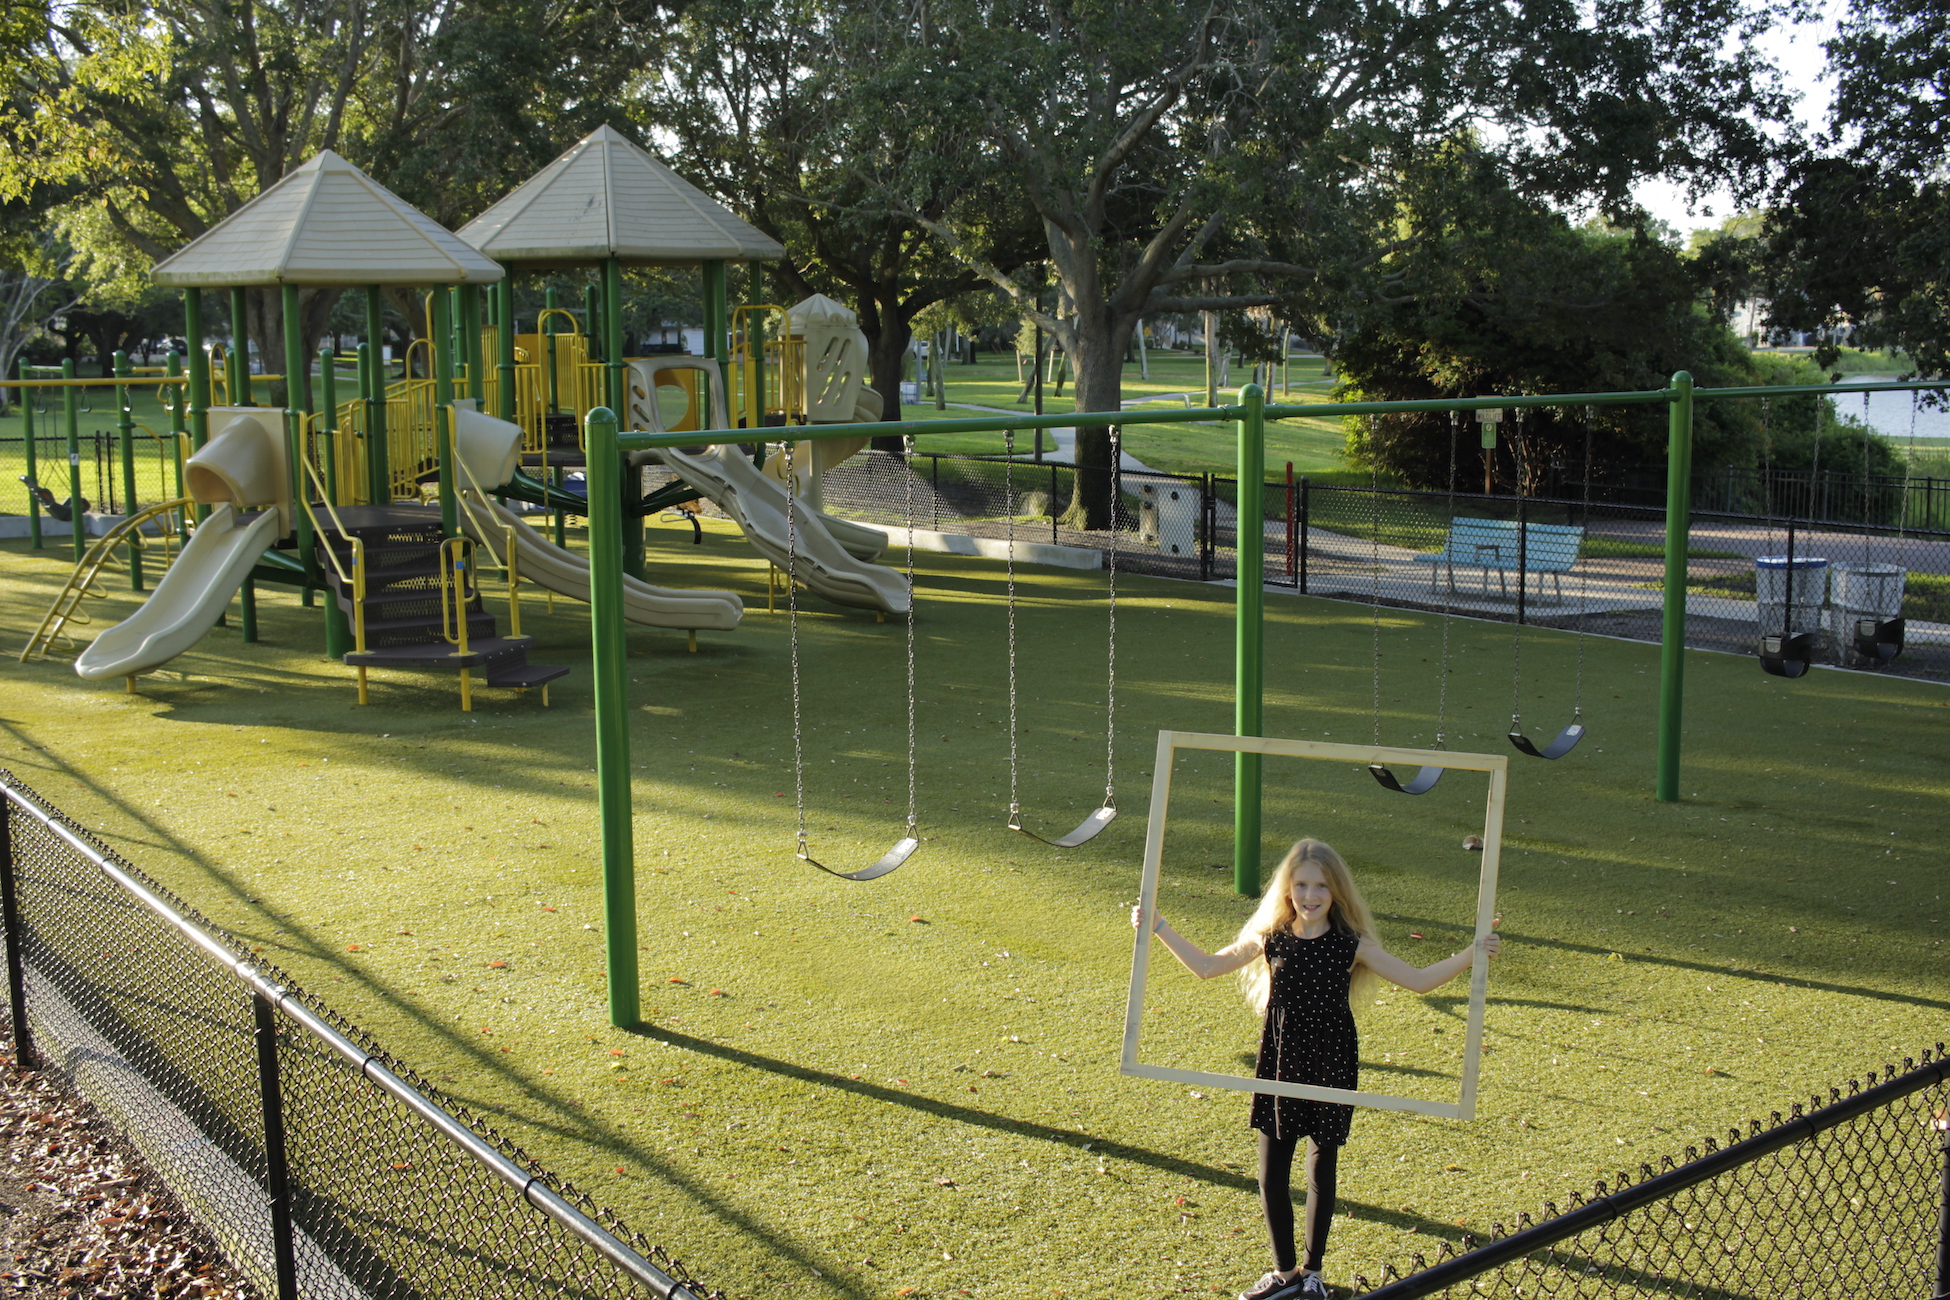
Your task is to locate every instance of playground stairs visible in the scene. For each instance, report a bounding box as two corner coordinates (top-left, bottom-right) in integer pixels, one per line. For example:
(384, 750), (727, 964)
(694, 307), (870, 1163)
(312, 504), (569, 709)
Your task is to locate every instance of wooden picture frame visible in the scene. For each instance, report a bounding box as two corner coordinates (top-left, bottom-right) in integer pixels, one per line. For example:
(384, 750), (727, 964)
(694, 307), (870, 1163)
(1120, 730), (1507, 1121)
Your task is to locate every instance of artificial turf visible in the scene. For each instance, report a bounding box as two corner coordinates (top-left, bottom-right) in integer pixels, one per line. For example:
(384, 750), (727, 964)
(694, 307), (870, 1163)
(0, 514), (1944, 1298)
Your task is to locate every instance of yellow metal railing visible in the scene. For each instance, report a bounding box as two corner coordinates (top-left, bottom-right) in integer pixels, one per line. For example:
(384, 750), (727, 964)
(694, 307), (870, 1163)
(438, 536), (478, 711)
(20, 498), (193, 663)
(297, 450), (371, 700)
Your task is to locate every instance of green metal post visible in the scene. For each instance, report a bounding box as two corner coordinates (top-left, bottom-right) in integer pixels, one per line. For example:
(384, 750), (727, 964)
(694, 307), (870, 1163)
(1233, 384), (1266, 896)
(240, 579), (258, 641)
(605, 257), (643, 580)
(166, 353), (186, 503)
(1656, 371), (1694, 803)
(62, 359), (81, 560)
(364, 287), (390, 503)
(229, 287), (254, 405)
(705, 260), (730, 375)
(281, 284), (319, 612)
(458, 283), (481, 404)
(585, 405), (640, 1026)
(355, 342), (374, 504)
(496, 273), (516, 423)
(115, 352), (141, 589)
(585, 283), (603, 366)
(432, 288), (457, 537)
(19, 360), (38, 549)
(186, 289), (211, 539)
(318, 346), (339, 506)
(545, 288), (566, 549)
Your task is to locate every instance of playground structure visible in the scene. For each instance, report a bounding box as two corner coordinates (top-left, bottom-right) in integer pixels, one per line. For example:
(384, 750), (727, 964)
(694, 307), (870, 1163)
(25, 129), (916, 703)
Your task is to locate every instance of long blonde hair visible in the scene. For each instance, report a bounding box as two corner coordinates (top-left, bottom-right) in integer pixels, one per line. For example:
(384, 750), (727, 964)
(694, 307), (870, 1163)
(1236, 838), (1380, 1016)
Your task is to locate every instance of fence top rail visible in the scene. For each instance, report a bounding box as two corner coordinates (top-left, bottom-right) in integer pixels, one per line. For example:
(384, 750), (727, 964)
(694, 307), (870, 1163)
(0, 774), (706, 1300)
(1356, 1045), (1950, 1300)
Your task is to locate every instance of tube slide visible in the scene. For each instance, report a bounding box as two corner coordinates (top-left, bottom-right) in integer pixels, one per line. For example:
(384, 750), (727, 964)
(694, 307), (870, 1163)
(657, 444), (910, 614)
(459, 493), (743, 631)
(74, 505), (283, 680)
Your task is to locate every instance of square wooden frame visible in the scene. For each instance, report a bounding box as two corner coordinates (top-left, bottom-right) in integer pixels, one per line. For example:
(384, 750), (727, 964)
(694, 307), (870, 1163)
(1120, 730), (1508, 1121)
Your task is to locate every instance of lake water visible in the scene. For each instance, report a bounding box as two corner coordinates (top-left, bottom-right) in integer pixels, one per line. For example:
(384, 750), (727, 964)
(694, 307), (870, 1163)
(1838, 376), (1950, 443)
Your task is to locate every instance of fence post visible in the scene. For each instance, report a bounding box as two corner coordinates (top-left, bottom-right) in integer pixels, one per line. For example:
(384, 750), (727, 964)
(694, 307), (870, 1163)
(1656, 370), (1694, 803)
(1936, 1111), (1950, 1299)
(115, 352), (142, 591)
(20, 360), (39, 550)
(63, 359), (82, 562)
(1285, 463), (1296, 584)
(1299, 477), (1310, 595)
(0, 795), (30, 1070)
(1050, 463), (1058, 545)
(251, 993), (299, 1300)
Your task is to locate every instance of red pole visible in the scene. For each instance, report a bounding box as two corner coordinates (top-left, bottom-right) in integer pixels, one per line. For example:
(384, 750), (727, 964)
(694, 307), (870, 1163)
(1285, 461), (1297, 580)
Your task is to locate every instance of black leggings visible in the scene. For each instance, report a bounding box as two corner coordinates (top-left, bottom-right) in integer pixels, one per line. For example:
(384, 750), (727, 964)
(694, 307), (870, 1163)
(1257, 1131), (1339, 1274)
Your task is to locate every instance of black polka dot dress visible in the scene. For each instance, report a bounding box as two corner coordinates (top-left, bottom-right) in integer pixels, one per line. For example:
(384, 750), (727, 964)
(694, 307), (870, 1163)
(1249, 927), (1359, 1146)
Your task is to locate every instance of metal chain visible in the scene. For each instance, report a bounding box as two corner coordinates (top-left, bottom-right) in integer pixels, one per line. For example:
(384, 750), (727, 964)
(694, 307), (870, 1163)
(1575, 407), (1592, 719)
(1369, 414), (1382, 747)
(1510, 406), (1523, 730)
(786, 440), (807, 858)
(1899, 392), (1917, 544)
(904, 437), (918, 836)
(1005, 428), (1019, 823)
(1862, 392), (1875, 566)
(1436, 411), (1457, 748)
(1104, 425), (1118, 806)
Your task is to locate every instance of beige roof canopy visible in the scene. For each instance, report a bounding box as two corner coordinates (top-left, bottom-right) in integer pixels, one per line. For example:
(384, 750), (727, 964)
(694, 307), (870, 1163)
(151, 150), (504, 288)
(457, 125), (784, 268)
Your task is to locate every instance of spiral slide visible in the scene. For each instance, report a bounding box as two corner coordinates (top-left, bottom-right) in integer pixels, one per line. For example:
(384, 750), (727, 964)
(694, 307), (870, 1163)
(451, 406), (744, 632)
(74, 410), (289, 682)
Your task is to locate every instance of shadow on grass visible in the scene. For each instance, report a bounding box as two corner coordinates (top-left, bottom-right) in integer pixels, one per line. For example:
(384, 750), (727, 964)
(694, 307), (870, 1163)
(629, 1021), (1475, 1244)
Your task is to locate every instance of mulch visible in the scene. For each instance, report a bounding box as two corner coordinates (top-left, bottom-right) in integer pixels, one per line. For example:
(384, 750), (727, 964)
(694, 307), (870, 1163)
(0, 1035), (253, 1298)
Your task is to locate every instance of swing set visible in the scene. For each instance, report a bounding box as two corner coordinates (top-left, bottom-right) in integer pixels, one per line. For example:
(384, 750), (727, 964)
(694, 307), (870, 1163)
(576, 371), (1950, 1027)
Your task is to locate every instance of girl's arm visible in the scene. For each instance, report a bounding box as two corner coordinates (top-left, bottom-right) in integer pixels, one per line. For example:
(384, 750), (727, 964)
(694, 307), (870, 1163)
(1141, 910), (1263, 980)
(1356, 931), (1501, 994)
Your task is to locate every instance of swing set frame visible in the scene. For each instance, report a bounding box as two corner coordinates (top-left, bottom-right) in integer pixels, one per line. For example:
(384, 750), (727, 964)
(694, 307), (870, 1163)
(578, 371), (1950, 1028)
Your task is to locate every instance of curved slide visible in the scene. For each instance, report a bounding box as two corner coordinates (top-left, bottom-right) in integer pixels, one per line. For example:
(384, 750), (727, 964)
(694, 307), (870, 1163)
(449, 404), (744, 631)
(74, 505), (283, 680)
(657, 444), (910, 614)
(459, 493), (743, 631)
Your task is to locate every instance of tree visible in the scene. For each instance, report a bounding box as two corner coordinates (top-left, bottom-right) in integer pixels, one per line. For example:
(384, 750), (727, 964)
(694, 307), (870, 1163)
(1754, 0), (1948, 376)
(637, 0), (1043, 427)
(2, 0), (672, 402)
(0, 232), (83, 412)
(861, 0), (1799, 523)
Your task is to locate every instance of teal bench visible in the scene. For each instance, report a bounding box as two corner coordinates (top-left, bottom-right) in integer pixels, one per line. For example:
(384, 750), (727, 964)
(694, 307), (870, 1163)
(1413, 518), (1584, 600)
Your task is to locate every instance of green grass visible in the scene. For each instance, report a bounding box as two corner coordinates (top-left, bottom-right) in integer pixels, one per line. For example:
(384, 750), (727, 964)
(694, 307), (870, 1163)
(0, 516), (1945, 1298)
(1754, 347), (1913, 375)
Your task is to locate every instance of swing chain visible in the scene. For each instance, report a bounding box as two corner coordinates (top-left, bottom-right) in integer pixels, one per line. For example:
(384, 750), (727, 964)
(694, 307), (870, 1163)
(1509, 406), (1523, 731)
(1105, 425), (1118, 807)
(1863, 391), (1874, 567)
(1574, 407), (1593, 721)
(1436, 411), (1457, 749)
(786, 440), (809, 858)
(905, 435), (918, 835)
(1369, 414), (1382, 747)
(1005, 428), (1019, 823)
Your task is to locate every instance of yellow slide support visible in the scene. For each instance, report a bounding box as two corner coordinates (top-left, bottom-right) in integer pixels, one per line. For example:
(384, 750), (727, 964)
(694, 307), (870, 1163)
(20, 499), (193, 663)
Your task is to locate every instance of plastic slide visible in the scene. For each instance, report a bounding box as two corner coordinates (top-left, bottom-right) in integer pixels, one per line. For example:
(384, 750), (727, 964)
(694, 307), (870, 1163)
(459, 494), (743, 631)
(74, 408), (289, 682)
(657, 444), (910, 614)
(448, 404), (744, 631)
(74, 505), (283, 680)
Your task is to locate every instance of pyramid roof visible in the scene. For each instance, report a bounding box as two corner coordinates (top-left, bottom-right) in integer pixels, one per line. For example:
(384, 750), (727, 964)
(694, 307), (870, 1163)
(456, 125), (783, 267)
(788, 293), (858, 331)
(152, 151), (502, 288)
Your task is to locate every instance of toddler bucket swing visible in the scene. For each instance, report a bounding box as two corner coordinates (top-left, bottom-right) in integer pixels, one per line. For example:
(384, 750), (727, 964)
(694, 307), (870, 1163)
(1757, 398), (1818, 678)
(1002, 425), (1117, 846)
(785, 438), (918, 880)
(1847, 389), (1907, 664)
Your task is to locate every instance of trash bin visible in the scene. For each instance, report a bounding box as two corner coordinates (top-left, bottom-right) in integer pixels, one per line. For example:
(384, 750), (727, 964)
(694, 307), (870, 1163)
(1755, 555), (1827, 638)
(1827, 562), (1906, 655)
(1137, 480), (1199, 557)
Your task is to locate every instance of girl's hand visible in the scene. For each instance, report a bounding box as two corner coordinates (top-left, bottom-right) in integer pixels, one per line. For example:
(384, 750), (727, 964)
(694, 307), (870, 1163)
(1131, 903), (1151, 931)
(1478, 933), (1502, 959)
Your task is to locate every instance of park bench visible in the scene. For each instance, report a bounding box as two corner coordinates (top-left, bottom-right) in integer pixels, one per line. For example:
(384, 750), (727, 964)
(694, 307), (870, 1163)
(1413, 517), (1584, 600)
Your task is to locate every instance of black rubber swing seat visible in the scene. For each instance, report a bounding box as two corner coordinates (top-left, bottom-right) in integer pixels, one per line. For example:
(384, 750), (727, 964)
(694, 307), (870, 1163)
(1508, 721), (1586, 760)
(1009, 805), (1117, 848)
(1759, 632), (1818, 679)
(800, 837), (918, 882)
(1853, 617), (1905, 664)
(1369, 762), (1444, 795)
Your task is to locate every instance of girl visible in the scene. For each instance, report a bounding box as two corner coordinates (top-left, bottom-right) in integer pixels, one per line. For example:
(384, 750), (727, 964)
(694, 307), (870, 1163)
(1144, 838), (1500, 1300)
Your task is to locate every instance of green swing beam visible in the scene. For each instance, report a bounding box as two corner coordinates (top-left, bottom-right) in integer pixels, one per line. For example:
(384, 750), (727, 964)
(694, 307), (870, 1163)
(579, 371), (1950, 1027)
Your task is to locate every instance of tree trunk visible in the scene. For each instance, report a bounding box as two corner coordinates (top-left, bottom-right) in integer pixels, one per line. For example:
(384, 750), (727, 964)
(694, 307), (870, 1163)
(864, 310), (912, 451)
(1058, 308), (1135, 530)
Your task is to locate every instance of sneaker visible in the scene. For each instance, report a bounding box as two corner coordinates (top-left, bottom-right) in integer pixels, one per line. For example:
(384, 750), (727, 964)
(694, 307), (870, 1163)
(1240, 1274), (1304, 1300)
(1299, 1276), (1332, 1300)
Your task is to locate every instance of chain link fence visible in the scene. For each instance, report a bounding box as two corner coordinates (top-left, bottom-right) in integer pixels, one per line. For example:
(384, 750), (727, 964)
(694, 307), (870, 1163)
(0, 772), (724, 1300)
(1350, 1046), (1950, 1299)
(802, 451), (1950, 683)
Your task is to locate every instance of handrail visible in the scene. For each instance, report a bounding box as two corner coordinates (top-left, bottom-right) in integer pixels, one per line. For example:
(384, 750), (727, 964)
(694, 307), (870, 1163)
(295, 453), (368, 658)
(449, 431), (524, 638)
(438, 537), (477, 711)
(535, 307), (583, 337)
(19, 498), (194, 661)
